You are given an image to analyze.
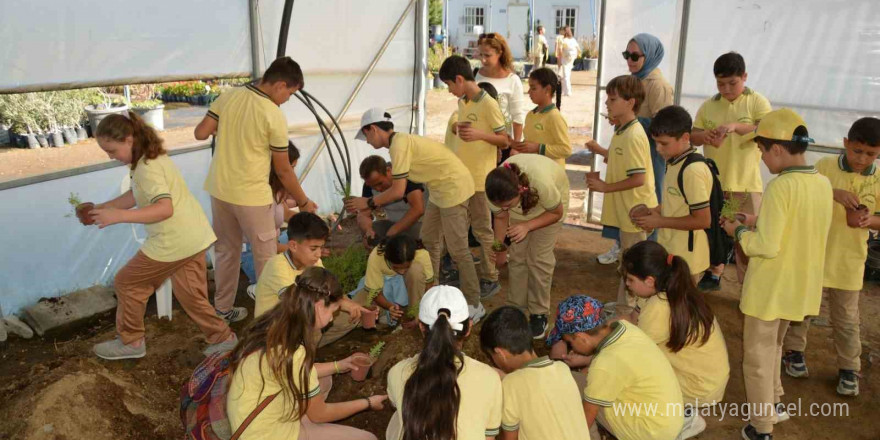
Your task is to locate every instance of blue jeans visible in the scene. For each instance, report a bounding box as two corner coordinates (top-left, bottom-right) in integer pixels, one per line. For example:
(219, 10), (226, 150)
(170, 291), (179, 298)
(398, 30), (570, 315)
(348, 275), (409, 324)
(241, 230), (289, 284)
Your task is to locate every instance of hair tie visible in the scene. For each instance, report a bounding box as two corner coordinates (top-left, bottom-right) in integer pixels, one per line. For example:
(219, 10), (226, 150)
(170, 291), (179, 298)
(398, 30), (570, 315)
(518, 185), (528, 193)
(503, 162), (512, 170)
(437, 310), (450, 320)
(666, 254), (674, 266)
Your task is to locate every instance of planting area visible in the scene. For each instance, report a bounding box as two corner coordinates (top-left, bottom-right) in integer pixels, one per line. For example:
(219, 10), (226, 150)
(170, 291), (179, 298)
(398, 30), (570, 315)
(1, 221), (880, 439)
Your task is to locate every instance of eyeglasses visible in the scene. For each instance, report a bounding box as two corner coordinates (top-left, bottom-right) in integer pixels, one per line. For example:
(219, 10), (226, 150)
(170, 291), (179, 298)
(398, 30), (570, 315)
(479, 33), (496, 40)
(621, 51), (645, 62)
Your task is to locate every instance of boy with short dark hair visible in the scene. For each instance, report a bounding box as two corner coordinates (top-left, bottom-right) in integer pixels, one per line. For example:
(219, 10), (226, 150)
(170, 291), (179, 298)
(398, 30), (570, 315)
(194, 56), (316, 323)
(585, 75), (658, 307)
(781, 117), (880, 396)
(439, 55), (510, 301)
(480, 306), (589, 440)
(633, 106), (713, 277)
(254, 212), (366, 346)
(720, 109), (833, 440)
(692, 52), (772, 290)
(356, 155), (425, 243)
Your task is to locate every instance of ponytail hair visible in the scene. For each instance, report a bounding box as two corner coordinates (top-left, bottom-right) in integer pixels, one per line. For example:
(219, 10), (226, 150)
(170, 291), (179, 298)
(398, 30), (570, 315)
(229, 267), (342, 422)
(621, 241), (714, 352)
(378, 234), (425, 265)
(485, 162), (539, 215)
(402, 313), (470, 440)
(269, 141), (301, 203)
(95, 111), (166, 170)
(529, 67), (562, 110)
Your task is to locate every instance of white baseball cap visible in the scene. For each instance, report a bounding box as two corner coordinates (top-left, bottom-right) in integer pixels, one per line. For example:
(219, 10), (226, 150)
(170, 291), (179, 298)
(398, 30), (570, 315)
(419, 285), (470, 331)
(355, 107), (393, 141)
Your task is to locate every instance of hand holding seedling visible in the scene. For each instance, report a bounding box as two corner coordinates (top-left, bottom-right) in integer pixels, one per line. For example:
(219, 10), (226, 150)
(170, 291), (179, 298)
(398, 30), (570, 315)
(457, 124), (483, 142)
(340, 297), (369, 322)
(631, 208), (661, 230)
(507, 223), (531, 243)
(833, 189), (860, 211)
(510, 141), (540, 154)
(388, 303), (404, 320)
(89, 207), (125, 229)
(344, 196), (369, 213)
(719, 215), (742, 238)
(737, 212), (757, 227)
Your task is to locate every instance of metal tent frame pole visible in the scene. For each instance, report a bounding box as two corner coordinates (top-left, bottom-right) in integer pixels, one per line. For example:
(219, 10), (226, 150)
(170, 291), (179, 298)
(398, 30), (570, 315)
(248, 0), (264, 79)
(299, 0), (419, 182)
(673, 0), (692, 106)
(417, 0), (428, 135)
(586, 0), (608, 224)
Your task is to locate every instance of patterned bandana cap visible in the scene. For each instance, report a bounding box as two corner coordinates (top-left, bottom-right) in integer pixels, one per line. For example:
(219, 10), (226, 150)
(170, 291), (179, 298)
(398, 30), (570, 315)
(546, 295), (605, 346)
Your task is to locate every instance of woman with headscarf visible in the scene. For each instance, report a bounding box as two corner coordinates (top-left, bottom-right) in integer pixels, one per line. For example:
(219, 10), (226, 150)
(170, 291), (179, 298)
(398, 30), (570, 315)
(595, 33), (673, 265)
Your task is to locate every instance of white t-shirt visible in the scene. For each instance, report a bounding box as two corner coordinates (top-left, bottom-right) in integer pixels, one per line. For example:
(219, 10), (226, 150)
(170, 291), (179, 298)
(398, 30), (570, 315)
(474, 71), (527, 132)
(560, 37), (581, 65)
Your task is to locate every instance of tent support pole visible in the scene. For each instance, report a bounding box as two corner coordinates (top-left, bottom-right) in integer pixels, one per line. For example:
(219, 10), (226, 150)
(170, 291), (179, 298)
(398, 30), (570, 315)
(586, 0), (608, 225)
(299, 0), (418, 183)
(417, 0), (428, 135)
(249, 0), (264, 78)
(673, 0), (692, 106)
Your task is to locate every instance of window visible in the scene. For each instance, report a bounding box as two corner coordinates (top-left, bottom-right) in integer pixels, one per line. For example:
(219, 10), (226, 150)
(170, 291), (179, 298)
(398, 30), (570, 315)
(464, 6), (485, 34)
(555, 7), (577, 36)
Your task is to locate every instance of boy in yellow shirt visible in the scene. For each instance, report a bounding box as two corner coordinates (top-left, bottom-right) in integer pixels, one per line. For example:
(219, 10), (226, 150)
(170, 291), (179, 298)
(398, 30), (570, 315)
(440, 55), (510, 299)
(549, 295), (685, 440)
(692, 52), (772, 290)
(585, 75), (658, 306)
(253, 212), (367, 346)
(633, 106), (712, 276)
(480, 306), (589, 440)
(721, 109), (833, 440)
(781, 117), (880, 396)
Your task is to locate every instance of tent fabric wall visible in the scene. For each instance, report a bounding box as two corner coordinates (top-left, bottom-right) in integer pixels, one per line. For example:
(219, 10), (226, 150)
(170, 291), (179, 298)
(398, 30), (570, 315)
(590, 0), (879, 222)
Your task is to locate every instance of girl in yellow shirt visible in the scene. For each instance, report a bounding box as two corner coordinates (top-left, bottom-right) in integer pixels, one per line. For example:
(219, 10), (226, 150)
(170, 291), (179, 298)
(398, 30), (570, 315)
(227, 267), (385, 439)
(511, 67), (572, 167)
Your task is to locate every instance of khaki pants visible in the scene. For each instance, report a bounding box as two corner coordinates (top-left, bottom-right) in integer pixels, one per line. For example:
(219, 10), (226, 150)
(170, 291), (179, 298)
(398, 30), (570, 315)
(783, 288), (862, 371)
(617, 231), (647, 307)
(300, 376), (377, 440)
(743, 315), (790, 434)
(508, 220), (561, 316)
(211, 197), (277, 312)
(114, 249), (232, 345)
(468, 192), (498, 282)
(422, 201), (480, 305)
(711, 192), (761, 282)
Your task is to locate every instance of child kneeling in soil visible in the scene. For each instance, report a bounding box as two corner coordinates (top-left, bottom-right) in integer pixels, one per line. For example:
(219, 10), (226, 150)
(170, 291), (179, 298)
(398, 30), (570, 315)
(548, 295), (685, 440)
(386, 285), (502, 440)
(85, 112), (235, 360)
(621, 241), (730, 435)
(486, 153), (569, 339)
(228, 267), (385, 440)
(351, 234), (434, 328)
(480, 306), (590, 440)
(253, 212), (368, 347)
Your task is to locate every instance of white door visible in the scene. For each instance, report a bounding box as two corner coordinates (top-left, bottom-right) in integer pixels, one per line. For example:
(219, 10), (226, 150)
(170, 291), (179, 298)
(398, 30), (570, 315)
(507, 5), (529, 59)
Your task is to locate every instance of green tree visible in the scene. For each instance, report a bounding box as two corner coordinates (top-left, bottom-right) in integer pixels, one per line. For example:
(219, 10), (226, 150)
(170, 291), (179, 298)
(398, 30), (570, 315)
(429, 0), (443, 26)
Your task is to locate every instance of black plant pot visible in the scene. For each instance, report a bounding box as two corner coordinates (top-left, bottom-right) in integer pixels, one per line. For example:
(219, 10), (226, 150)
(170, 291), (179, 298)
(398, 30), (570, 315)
(27, 133), (39, 149)
(36, 133), (48, 148)
(77, 125), (89, 139)
(51, 131), (65, 147)
(63, 127), (78, 144)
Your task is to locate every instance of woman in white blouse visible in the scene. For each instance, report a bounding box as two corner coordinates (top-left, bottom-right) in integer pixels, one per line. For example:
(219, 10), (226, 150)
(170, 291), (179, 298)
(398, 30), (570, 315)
(474, 32), (526, 143)
(557, 26), (581, 97)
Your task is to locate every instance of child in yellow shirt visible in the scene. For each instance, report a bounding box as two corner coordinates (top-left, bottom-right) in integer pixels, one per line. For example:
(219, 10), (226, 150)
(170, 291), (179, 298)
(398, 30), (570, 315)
(510, 67), (572, 166)
(721, 109), (832, 440)
(781, 117), (880, 397)
(85, 112), (234, 360)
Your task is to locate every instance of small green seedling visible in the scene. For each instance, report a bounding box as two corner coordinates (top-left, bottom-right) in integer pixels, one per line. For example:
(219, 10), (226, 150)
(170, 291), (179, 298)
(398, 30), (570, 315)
(66, 192), (83, 217)
(369, 341), (386, 360)
(405, 303), (419, 320)
(720, 193), (742, 221)
(365, 289), (380, 307)
(491, 240), (507, 252)
(335, 180), (353, 199)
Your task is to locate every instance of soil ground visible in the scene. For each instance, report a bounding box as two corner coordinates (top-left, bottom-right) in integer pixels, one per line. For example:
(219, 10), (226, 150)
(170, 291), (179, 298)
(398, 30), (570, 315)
(2, 71), (879, 438)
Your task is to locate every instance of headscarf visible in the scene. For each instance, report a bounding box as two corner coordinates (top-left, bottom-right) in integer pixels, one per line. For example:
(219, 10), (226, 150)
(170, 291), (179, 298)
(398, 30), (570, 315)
(631, 33), (664, 79)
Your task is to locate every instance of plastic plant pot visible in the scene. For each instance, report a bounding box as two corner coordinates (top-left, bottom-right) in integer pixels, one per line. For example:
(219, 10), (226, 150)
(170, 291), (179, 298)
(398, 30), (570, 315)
(846, 205), (870, 228)
(76, 126), (88, 140)
(76, 203), (95, 225)
(350, 353), (374, 382)
(360, 306), (379, 329)
(51, 131), (64, 147)
(629, 204), (652, 233)
(26, 133), (39, 149)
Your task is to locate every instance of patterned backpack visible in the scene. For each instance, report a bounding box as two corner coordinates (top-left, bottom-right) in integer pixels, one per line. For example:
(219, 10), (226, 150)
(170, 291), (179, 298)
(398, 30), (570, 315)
(180, 351), (278, 440)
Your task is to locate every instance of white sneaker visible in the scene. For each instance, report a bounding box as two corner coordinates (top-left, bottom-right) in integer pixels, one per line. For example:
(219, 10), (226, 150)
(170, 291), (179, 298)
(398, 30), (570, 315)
(775, 402), (790, 422)
(678, 409), (706, 439)
(468, 302), (486, 324)
(246, 284), (256, 301)
(597, 241), (621, 265)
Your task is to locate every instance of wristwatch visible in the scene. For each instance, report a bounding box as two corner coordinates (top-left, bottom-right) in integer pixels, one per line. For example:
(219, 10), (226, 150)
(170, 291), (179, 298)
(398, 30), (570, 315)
(367, 197), (377, 210)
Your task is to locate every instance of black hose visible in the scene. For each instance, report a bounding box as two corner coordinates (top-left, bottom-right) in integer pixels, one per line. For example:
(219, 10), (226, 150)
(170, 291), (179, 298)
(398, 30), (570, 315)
(277, 0), (295, 59)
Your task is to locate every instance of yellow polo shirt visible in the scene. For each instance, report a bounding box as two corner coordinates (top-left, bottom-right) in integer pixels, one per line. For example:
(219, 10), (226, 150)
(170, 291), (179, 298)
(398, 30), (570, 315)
(817, 155), (880, 291)
(456, 90), (507, 191)
(389, 132), (475, 208)
(444, 111), (459, 153)
(488, 153), (569, 222)
(583, 320), (684, 440)
(204, 84), (290, 206)
(694, 88), (772, 193)
(638, 294), (730, 407)
(600, 120), (658, 233)
(658, 149), (712, 275)
(364, 247), (434, 295)
(737, 166), (833, 321)
(227, 346), (320, 440)
(500, 357), (590, 440)
(131, 155), (216, 262)
(254, 252), (324, 317)
(523, 104), (572, 167)
(386, 354), (502, 440)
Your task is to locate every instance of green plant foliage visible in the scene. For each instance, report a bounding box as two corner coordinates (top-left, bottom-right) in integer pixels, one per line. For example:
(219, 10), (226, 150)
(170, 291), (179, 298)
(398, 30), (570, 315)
(369, 341), (386, 359)
(720, 193), (742, 221)
(428, 0), (443, 26)
(427, 43), (450, 73)
(322, 244), (368, 294)
(405, 303), (419, 319)
(130, 99), (164, 110)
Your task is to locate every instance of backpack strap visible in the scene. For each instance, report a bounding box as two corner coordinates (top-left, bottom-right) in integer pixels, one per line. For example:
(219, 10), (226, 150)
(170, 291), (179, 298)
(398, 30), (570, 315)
(473, 67), (480, 77)
(229, 392), (280, 440)
(676, 153), (704, 253)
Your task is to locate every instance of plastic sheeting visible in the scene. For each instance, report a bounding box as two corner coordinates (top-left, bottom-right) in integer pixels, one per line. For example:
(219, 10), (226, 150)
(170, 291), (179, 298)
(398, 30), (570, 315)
(590, 0), (880, 222)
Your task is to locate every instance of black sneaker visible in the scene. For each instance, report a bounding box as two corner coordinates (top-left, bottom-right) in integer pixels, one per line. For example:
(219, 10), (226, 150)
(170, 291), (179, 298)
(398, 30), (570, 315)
(529, 314), (548, 339)
(480, 280), (501, 299)
(741, 424), (772, 440)
(782, 350), (809, 378)
(216, 307), (249, 323)
(837, 369), (860, 396)
(697, 272), (721, 291)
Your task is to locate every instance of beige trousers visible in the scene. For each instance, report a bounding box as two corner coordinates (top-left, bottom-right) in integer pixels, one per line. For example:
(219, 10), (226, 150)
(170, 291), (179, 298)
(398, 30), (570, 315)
(469, 192), (499, 282)
(782, 287), (862, 371)
(743, 315), (790, 434)
(421, 201), (480, 305)
(507, 220), (561, 316)
(617, 231), (647, 307)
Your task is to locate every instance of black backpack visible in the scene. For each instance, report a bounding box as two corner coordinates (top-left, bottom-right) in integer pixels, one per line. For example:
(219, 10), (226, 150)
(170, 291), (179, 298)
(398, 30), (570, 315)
(676, 153), (731, 266)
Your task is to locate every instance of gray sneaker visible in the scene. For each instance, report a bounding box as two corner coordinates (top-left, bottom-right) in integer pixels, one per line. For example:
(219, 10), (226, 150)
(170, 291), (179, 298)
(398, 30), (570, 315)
(837, 369), (860, 396)
(216, 307), (249, 323)
(203, 334), (239, 356)
(479, 280), (501, 299)
(94, 338), (146, 360)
